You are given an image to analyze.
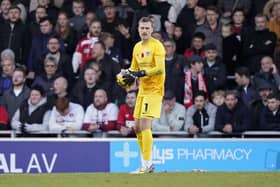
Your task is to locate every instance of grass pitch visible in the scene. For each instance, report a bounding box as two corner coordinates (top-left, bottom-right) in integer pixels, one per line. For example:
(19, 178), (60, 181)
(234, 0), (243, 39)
(1, 172), (280, 187)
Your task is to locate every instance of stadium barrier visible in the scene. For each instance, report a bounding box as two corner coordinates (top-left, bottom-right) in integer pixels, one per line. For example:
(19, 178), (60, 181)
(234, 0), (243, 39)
(1, 130), (280, 138)
(1, 138), (280, 173)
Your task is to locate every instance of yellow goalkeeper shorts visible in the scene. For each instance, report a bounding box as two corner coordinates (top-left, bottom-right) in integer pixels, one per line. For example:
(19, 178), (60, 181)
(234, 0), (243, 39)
(133, 95), (162, 119)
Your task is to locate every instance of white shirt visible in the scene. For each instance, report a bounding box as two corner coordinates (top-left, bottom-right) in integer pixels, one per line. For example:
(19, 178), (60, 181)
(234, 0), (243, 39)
(84, 103), (118, 125)
(48, 103), (84, 131)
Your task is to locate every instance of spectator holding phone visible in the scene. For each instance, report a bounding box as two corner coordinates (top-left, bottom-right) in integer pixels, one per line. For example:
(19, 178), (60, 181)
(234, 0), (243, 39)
(254, 56), (280, 92)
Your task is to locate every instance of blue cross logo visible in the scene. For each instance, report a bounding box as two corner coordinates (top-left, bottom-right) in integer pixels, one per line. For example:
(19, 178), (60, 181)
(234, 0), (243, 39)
(115, 142), (138, 167)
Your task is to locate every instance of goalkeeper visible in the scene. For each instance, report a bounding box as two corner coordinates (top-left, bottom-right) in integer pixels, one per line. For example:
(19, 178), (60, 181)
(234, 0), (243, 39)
(117, 17), (165, 174)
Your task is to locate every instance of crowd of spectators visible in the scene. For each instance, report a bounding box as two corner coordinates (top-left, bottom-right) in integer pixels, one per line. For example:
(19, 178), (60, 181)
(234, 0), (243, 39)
(0, 0), (280, 137)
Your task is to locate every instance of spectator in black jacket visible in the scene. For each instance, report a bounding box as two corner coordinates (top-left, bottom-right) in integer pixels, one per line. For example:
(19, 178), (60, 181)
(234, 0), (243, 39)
(235, 67), (257, 107)
(83, 41), (122, 103)
(0, 5), (29, 65)
(99, 32), (124, 68)
(0, 0), (11, 23)
(27, 16), (63, 79)
(32, 56), (61, 96)
(71, 67), (102, 110)
(254, 56), (280, 92)
(1, 67), (30, 119)
(250, 81), (273, 130)
(221, 24), (242, 75)
(28, 6), (48, 39)
(231, 8), (251, 42)
(33, 35), (74, 88)
(203, 43), (226, 95)
(55, 11), (79, 56)
(217, 0), (252, 17)
(28, 0), (59, 25)
(259, 93), (280, 130)
(215, 90), (250, 134)
(163, 39), (186, 104)
(242, 14), (276, 74)
(11, 85), (50, 134)
(176, 0), (197, 49)
(101, 1), (133, 61)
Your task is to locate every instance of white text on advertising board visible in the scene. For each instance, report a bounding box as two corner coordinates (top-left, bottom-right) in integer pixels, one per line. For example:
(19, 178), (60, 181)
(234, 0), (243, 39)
(0, 153), (57, 173)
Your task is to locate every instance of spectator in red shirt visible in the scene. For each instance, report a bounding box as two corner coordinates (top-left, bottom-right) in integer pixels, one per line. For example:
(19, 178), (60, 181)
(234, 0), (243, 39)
(183, 32), (206, 60)
(116, 90), (137, 137)
(72, 20), (102, 73)
(0, 105), (9, 130)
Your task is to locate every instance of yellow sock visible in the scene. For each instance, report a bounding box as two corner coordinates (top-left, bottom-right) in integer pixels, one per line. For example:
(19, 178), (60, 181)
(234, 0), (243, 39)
(141, 129), (153, 161)
(136, 132), (143, 154)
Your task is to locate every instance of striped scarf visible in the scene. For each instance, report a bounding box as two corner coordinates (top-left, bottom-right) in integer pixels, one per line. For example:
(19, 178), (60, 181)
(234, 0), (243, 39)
(184, 70), (207, 108)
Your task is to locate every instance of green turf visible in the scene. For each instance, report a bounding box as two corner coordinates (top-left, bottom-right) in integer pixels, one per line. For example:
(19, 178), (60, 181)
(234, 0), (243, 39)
(0, 172), (280, 187)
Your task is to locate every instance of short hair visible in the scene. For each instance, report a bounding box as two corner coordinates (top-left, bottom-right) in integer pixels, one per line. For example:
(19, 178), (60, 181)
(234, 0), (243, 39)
(36, 5), (47, 11)
(44, 56), (58, 65)
(1, 49), (15, 62)
(48, 34), (60, 42)
(138, 16), (154, 26)
(88, 60), (101, 71)
(14, 65), (27, 76)
(86, 9), (96, 15)
(163, 38), (176, 46)
(211, 90), (225, 100)
(235, 67), (250, 78)
(8, 5), (21, 12)
(99, 32), (114, 42)
(31, 84), (45, 96)
(55, 97), (69, 113)
(261, 55), (274, 63)
(255, 13), (268, 20)
(90, 19), (101, 26)
(232, 8), (245, 16)
(224, 90), (239, 99)
(83, 67), (98, 75)
(127, 89), (138, 96)
(94, 41), (106, 50)
(95, 88), (107, 98)
(222, 24), (234, 32)
(194, 90), (207, 100)
(192, 32), (205, 40)
(73, 0), (84, 5)
(207, 6), (220, 15)
(39, 16), (52, 24)
(152, 31), (162, 36)
(267, 92), (280, 100)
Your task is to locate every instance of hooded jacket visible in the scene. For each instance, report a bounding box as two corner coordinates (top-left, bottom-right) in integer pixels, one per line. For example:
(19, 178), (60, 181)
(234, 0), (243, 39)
(11, 97), (50, 132)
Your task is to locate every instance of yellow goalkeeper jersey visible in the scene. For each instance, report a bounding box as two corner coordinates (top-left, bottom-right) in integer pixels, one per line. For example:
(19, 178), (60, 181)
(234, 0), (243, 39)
(129, 37), (166, 96)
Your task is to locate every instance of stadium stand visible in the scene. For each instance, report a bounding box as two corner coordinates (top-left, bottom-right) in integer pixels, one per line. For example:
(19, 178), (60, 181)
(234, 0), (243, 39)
(0, 0), (280, 139)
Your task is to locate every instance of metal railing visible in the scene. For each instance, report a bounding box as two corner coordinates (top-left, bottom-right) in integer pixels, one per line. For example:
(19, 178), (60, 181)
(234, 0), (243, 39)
(1, 130), (280, 138)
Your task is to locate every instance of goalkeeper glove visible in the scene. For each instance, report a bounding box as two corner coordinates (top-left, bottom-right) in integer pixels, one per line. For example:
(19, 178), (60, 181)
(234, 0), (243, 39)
(122, 73), (136, 85)
(116, 70), (136, 89)
(129, 70), (146, 77)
